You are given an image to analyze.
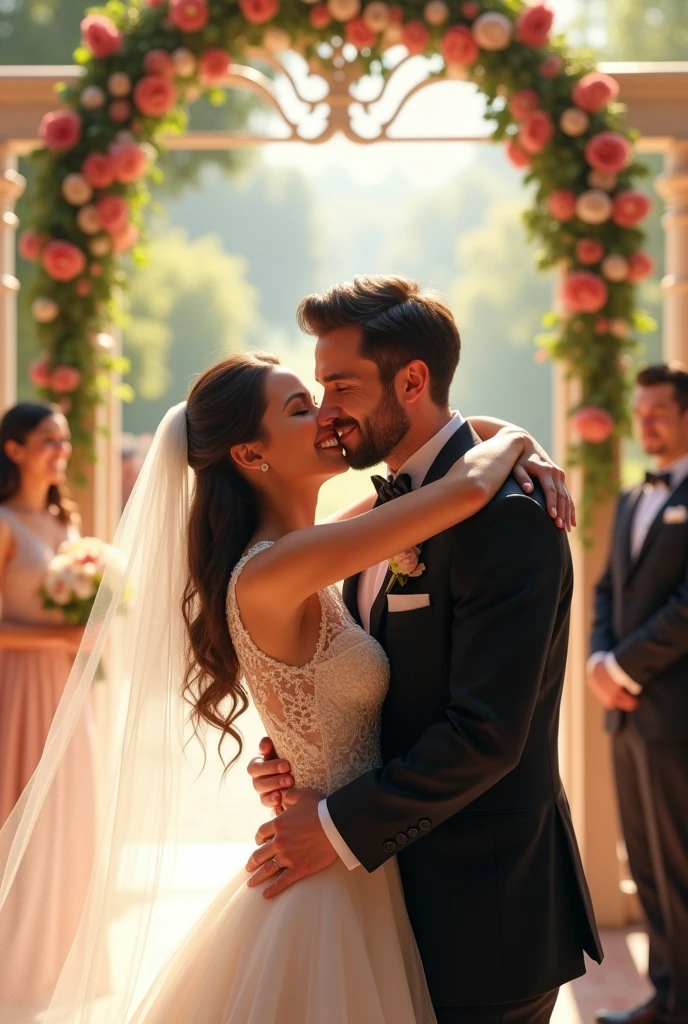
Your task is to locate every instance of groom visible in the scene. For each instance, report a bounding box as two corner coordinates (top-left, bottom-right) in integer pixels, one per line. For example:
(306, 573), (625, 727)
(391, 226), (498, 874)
(246, 275), (603, 1022)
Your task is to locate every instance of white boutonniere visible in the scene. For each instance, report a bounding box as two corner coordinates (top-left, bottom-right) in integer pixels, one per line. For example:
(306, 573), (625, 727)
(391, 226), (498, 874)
(386, 546), (426, 593)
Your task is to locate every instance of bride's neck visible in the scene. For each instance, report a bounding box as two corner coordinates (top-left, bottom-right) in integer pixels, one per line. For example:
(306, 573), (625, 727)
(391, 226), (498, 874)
(254, 482), (320, 541)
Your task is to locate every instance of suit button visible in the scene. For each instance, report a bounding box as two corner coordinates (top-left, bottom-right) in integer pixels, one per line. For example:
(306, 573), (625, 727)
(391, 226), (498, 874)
(395, 832), (408, 846)
(407, 827), (419, 839)
(383, 840), (396, 854)
(418, 819), (432, 832)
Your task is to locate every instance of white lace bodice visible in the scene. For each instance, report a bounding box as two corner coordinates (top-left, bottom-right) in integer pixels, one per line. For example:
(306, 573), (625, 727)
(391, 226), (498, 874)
(227, 542), (390, 795)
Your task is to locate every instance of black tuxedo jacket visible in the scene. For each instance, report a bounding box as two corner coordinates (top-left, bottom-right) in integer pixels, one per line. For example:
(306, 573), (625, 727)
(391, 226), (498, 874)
(330, 422), (602, 1008)
(591, 476), (688, 739)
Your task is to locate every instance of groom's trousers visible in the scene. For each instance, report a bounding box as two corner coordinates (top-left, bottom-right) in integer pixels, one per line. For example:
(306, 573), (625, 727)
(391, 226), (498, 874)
(434, 987), (559, 1024)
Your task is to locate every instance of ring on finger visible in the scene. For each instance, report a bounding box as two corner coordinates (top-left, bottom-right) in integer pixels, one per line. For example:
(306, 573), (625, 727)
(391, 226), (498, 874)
(271, 857), (281, 871)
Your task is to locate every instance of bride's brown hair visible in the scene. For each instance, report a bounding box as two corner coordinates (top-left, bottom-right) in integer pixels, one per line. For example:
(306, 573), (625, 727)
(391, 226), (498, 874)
(181, 352), (278, 764)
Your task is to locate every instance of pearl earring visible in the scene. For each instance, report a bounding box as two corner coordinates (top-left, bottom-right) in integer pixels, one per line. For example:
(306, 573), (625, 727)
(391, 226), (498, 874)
(261, 463), (269, 473)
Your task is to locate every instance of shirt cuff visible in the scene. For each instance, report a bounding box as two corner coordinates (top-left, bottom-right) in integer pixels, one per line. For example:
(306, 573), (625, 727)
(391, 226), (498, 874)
(605, 652), (643, 696)
(587, 651), (607, 674)
(317, 799), (361, 871)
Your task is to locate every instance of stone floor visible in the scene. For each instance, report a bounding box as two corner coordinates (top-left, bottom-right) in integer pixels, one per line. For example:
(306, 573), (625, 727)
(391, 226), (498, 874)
(554, 929), (652, 1022)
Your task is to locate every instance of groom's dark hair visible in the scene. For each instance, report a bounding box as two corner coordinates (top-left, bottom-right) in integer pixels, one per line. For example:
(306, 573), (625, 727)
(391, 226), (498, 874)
(297, 275), (460, 407)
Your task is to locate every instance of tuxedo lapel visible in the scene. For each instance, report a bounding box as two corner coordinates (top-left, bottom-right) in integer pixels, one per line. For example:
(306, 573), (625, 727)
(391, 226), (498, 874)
(344, 421), (479, 636)
(421, 420), (481, 488)
(620, 486), (643, 582)
(627, 475), (688, 583)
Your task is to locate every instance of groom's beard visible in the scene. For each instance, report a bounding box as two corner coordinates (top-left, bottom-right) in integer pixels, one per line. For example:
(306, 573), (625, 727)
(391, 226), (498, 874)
(341, 385), (411, 470)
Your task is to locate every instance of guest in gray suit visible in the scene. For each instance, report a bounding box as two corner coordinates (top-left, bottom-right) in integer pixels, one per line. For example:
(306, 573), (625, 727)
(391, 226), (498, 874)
(589, 363), (688, 1024)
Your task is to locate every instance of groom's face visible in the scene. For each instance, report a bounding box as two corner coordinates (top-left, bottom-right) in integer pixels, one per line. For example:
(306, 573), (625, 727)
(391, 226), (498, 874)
(315, 326), (410, 470)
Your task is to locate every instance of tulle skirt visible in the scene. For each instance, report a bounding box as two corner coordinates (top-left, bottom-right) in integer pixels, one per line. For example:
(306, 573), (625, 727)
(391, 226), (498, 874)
(131, 856), (436, 1024)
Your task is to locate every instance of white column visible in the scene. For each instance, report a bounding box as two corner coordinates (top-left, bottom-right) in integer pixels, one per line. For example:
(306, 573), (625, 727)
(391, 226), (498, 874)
(656, 140), (688, 365)
(0, 145), (26, 411)
(555, 362), (628, 928)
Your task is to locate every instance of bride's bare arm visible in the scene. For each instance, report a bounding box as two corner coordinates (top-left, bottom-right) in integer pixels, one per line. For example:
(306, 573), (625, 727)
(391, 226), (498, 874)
(238, 428), (529, 616)
(318, 492), (377, 525)
(321, 419), (571, 528)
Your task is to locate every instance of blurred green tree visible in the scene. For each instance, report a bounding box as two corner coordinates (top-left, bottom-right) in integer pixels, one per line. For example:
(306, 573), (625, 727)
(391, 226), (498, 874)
(604, 0), (688, 61)
(122, 228), (259, 433)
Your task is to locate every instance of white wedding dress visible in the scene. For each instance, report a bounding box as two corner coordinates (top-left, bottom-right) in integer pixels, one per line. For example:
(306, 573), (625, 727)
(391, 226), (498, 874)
(130, 542), (436, 1024)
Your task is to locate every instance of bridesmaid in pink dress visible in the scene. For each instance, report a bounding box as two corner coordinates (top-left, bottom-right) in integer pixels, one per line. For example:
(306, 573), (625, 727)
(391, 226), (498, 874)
(0, 402), (97, 1006)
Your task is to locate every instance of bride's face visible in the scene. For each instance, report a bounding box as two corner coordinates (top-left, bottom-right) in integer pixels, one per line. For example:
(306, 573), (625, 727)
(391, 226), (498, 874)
(257, 368), (348, 483)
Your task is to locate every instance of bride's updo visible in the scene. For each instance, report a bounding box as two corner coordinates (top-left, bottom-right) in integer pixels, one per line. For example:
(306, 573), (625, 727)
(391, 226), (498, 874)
(182, 352), (278, 764)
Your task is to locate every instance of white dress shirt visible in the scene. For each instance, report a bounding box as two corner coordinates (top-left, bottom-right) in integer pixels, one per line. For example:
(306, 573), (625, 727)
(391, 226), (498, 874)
(589, 450), (688, 695)
(318, 411), (466, 869)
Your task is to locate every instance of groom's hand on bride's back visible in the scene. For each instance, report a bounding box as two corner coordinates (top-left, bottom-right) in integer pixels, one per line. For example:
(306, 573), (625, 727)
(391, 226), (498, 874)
(247, 737), (295, 813)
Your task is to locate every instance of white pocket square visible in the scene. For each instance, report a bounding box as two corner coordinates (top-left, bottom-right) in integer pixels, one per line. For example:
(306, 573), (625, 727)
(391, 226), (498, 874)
(387, 593), (431, 611)
(663, 504), (688, 524)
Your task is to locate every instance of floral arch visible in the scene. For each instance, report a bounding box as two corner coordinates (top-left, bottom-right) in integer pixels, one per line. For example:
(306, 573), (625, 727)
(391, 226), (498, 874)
(20, 0), (653, 525)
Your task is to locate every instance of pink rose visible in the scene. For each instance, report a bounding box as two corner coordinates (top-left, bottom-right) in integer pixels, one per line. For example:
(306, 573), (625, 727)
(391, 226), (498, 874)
(346, 16), (376, 48)
(572, 72), (619, 113)
(576, 238), (605, 264)
(19, 228), (46, 262)
(441, 25), (479, 66)
(50, 365), (82, 394)
(460, 1), (479, 19)
(81, 14), (122, 57)
(402, 21), (430, 55)
(571, 406), (614, 445)
(144, 49), (176, 78)
(627, 250), (654, 282)
(519, 110), (554, 154)
(95, 194), (129, 234)
(561, 271), (608, 313)
(75, 279), (91, 297)
(509, 89), (539, 121)
(548, 189), (576, 221)
(169, 0), (209, 32)
(82, 152), (116, 189)
(89, 262), (103, 278)
(199, 48), (231, 84)
(239, 0), (279, 25)
(133, 75), (177, 117)
(506, 139), (531, 169)
(595, 317), (609, 334)
(112, 224), (139, 253)
(109, 101), (132, 124)
(613, 190), (651, 228)
(585, 131), (631, 174)
(310, 4), (331, 29)
(515, 3), (554, 47)
(109, 142), (148, 183)
(39, 110), (81, 152)
(539, 54), (563, 78)
(29, 356), (52, 389)
(389, 546), (424, 577)
(41, 240), (87, 282)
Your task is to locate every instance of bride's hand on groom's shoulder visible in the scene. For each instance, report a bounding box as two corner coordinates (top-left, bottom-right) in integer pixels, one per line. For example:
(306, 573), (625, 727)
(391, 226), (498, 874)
(247, 737), (295, 813)
(513, 436), (575, 532)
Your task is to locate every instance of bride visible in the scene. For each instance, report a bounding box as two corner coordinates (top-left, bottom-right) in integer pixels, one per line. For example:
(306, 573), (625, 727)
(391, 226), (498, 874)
(0, 352), (570, 1023)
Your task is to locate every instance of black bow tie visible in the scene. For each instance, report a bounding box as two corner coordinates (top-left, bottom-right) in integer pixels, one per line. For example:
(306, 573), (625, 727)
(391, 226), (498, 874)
(371, 473), (413, 504)
(645, 471), (672, 489)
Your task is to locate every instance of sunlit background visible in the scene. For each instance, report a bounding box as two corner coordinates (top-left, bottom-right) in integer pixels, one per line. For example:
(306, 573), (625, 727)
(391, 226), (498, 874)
(2, 4), (686, 1018)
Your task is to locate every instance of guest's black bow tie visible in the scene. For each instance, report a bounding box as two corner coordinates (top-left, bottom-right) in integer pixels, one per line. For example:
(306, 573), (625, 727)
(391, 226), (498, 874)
(371, 472), (413, 504)
(645, 470), (672, 489)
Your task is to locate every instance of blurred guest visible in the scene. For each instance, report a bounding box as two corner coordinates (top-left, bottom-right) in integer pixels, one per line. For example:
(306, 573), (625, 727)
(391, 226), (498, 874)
(589, 364), (688, 1024)
(0, 402), (96, 1003)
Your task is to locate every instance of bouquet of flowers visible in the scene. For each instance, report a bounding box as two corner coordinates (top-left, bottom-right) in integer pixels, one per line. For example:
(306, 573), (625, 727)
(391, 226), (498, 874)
(41, 537), (127, 625)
